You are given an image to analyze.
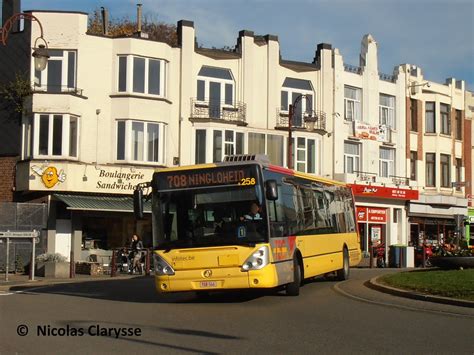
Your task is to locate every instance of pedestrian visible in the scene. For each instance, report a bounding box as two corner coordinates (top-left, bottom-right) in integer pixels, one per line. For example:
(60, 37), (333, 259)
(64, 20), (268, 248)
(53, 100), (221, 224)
(129, 234), (144, 274)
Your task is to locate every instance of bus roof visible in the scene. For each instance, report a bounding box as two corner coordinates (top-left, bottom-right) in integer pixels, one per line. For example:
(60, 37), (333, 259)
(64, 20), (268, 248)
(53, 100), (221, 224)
(154, 157), (347, 187)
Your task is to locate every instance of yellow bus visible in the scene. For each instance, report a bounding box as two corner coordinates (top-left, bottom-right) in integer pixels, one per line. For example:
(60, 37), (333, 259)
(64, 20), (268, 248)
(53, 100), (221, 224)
(134, 155), (361, 296)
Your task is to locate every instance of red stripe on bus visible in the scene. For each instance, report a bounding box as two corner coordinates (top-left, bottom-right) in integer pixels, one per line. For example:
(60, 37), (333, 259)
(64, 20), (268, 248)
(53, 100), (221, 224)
(268, 165), (294, 176)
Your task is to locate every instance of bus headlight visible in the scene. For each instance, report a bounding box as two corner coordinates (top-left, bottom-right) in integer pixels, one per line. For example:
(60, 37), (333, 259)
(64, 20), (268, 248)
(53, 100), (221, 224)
(241, 246), (269, 271)
(154, 254), (175, 275)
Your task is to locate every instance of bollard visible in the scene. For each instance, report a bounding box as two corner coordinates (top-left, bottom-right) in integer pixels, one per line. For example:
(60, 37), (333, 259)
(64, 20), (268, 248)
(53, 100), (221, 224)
(422, 245), (426, 268)
(69, 250), (75, 278)
(369, 245), (374, 269)
(145, 249), (151, 276)
(5, 237), (9, 282)
(110, 249), (116, 277)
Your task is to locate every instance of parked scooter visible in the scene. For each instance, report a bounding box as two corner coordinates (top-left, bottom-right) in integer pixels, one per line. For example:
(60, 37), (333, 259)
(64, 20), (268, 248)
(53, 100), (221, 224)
(415, 243), (433, 267)
(373, 243), (386, 268)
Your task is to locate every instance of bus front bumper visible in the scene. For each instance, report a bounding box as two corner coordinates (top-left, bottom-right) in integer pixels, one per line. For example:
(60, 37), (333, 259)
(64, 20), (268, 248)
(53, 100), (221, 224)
(155, 266), (278, 293)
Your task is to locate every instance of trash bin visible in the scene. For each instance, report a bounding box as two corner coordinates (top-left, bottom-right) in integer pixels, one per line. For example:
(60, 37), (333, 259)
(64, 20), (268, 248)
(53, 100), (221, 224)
(389, 245), (403, 268)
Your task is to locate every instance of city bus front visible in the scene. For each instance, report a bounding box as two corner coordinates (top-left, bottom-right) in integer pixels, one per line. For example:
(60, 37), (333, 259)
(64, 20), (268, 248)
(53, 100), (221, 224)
(149, 163), (278, 293)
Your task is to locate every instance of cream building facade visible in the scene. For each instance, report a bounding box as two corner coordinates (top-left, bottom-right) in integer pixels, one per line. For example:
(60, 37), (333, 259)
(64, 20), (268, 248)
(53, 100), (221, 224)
(1, 6), (471, 262)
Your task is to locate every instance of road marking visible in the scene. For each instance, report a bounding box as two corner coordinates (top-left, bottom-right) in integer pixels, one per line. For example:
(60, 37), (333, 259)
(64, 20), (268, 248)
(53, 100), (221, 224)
(332, 281), (474, 319)
(0, 286), (50, 296)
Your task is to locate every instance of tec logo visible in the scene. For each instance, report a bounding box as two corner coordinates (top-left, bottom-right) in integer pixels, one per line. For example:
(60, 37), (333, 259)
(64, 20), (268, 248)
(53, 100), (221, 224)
(31, 165), (66, 188)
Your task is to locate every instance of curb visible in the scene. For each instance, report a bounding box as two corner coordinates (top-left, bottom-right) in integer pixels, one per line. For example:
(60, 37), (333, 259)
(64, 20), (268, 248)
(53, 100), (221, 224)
(0, 274), (150, 293)
(367, 275), (474, 309)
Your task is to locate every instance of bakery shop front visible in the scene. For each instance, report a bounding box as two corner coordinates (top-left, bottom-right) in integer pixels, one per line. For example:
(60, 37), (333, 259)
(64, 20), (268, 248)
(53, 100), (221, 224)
(15, 161), (155, 263)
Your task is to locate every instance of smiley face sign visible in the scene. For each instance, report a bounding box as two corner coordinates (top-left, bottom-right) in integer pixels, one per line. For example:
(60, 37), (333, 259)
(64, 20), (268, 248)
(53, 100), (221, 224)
(31, 165), (66, 188)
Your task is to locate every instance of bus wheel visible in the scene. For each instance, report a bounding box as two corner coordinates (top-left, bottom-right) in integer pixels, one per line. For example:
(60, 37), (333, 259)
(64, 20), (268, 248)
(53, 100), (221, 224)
(336, 248), (350, 281)
(286, 258), (302, 296)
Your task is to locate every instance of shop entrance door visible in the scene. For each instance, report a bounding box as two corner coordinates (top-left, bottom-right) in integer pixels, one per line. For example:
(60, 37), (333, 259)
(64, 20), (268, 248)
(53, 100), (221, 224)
(55, 219), (71, 261)
(358, 223), (367, 254)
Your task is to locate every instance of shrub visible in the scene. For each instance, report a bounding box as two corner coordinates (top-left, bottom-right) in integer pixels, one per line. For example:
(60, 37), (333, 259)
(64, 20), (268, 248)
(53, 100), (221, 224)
(36, 253), (67, 263)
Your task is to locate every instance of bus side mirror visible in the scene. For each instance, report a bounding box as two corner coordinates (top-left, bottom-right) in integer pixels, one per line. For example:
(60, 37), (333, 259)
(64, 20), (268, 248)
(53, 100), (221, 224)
(133, 189), (144, 220)
(265, 180), (278, 201)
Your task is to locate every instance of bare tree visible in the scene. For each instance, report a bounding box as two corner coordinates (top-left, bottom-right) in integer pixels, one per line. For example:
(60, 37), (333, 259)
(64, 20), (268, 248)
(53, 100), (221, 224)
(87, 9), (178, 47)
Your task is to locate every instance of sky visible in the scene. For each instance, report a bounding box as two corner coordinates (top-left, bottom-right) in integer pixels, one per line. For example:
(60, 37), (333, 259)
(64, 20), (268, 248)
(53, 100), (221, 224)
(21, 0), (474, 90)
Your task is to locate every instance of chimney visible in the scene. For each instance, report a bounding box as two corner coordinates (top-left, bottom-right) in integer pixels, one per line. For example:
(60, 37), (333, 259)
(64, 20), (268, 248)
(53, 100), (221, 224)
(137, 4), (142, 34)
(101, 7), (109, 35)
(2, 0), (21, 27)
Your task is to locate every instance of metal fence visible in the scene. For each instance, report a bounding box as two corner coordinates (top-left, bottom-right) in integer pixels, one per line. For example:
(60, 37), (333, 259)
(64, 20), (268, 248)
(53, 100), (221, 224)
(0, 203), (48, 277)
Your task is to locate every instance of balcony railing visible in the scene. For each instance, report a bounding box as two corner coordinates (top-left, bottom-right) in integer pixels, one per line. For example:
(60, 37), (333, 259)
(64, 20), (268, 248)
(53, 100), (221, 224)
(353, 170), (377, 182)
(190, 99), (246, 124)
(276, 109), (327, 133)
(32, 84), (83, 96)
(379, 72), (396, 83)
(344, 64), (362, 75)
(390, 175), (409, 186)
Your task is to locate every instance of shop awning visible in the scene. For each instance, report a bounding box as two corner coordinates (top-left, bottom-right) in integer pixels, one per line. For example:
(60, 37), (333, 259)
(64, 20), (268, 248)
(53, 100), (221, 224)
(53, 193), (151, 213)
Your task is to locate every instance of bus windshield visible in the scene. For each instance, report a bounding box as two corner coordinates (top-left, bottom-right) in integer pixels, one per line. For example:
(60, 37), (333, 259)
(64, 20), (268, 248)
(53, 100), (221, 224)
(154, 185), (268, 249)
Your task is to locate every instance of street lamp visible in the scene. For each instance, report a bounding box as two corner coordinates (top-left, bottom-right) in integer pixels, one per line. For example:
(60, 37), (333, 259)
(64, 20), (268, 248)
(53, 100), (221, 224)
(287, 94), (317, 170)
(1, 12), (50, 71)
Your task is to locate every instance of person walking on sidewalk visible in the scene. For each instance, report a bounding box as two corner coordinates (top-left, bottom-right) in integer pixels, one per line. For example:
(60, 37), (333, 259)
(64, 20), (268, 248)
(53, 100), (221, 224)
(129, 234), (144, 274)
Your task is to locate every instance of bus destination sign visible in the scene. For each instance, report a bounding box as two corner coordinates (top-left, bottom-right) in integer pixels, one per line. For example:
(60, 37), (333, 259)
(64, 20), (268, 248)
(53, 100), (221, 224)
(155, 165), (259, 190)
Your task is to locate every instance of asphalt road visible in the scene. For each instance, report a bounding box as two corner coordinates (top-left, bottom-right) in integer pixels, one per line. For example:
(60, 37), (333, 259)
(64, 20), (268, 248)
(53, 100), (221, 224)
(0, 269), (472, 354)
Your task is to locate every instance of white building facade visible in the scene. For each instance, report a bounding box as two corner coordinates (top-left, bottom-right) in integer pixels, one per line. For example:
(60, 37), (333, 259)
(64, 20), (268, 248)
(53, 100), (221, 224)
(1, 6), (471, 261)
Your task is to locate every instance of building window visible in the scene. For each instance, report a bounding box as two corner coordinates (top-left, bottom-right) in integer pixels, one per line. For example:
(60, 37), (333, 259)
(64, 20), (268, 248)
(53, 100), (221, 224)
(425, 102), (436, 133)
(344, 141), (360, 174)
(440, 154), (451, 188)
(22, 117), (33, 159)
(195, 130), (206, 164)
(248, 133), (284, 166)
(34, 50), (77, 93)
(196, 66), (234, 119)
(212, 129), (243, 162)
(455, 158), (462, 191)
(379, 147), (395, 178)
(455, 110), (462, 140)
(426, 153), (436, 187)
(344, 86), (362, 121)
(281, 78), (314, 127)
(440, 103), (450, 135)
(291, 137), (318, 174)
(33, 114), (79, 158)
(410, 151), (417, 181)
(117, 55), (167, 97)
(379, 94), (395, 129)
(116, 120), (165, 164)
(410, 99), (418, 132)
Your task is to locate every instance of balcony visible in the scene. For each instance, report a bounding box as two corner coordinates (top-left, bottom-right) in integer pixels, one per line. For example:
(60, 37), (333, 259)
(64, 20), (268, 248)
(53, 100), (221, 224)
(344, 64), (362, 75)
(379, 72), (396, 83)
(190, 99), (246, 125)
(353, 170), (377, 183)
(390, 175), (409, 186)
(276, 109), (327, 134)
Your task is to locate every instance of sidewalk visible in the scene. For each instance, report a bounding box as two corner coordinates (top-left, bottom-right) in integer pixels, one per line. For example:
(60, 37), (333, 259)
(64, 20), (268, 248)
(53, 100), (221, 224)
(0, 273), (141, 292)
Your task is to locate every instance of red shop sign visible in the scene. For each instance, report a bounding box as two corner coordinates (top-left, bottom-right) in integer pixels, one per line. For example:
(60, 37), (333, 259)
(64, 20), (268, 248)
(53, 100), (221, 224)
(350, 184), (419, 200)
(368, 208), (387, 223)
(356, 207), (367, 222)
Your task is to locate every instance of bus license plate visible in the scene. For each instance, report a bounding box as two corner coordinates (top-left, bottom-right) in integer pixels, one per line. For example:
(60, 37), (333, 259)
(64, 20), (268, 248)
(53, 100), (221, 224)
(199, 281), (217, 288)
